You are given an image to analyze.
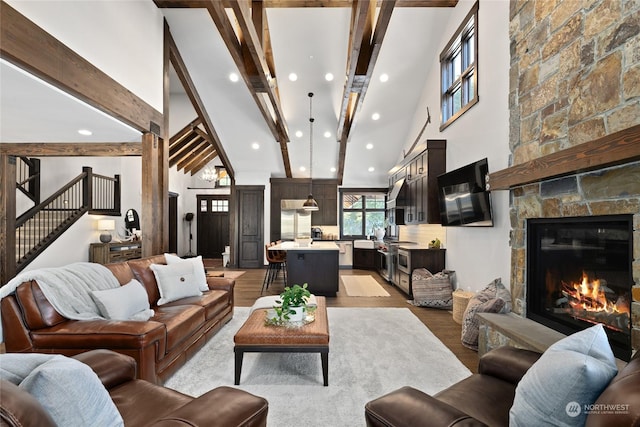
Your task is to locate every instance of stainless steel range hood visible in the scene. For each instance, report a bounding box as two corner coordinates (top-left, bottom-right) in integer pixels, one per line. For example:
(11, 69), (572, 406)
(386, 178), (408, 208)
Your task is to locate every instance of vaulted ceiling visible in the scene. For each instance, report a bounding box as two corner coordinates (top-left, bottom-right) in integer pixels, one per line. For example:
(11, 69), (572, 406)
(159, 0), (457, 185)
(0, 0), (458, 186)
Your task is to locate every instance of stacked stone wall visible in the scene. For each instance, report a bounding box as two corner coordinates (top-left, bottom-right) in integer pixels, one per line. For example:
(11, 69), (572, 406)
(509, 0), (640, 352)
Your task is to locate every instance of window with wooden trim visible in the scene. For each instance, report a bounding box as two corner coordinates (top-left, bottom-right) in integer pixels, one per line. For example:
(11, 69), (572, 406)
(339, 190), (386, 239)
(440, 1), (478, 130)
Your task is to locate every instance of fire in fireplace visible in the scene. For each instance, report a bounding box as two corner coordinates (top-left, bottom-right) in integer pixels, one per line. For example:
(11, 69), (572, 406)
(527, 215), (633, 361)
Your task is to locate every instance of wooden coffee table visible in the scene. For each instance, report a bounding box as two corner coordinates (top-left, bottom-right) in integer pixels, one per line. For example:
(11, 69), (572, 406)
(233, 296), (329, 386)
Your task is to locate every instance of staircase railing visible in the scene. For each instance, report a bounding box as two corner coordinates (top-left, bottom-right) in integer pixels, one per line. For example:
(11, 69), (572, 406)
(15, 166), (121, 272)
(16, 156), (40, 204)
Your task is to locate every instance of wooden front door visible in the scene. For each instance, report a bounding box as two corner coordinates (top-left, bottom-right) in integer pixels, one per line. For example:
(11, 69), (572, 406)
(196, 195), (229, 258)
(236, 186), (264, 268)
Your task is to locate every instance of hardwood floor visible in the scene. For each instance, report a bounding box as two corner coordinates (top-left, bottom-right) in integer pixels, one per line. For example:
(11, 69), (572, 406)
(207, 260), (479, 373)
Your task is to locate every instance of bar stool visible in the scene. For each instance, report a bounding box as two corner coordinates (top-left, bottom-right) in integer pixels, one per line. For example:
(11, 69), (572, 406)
(261, 243), (287, 294)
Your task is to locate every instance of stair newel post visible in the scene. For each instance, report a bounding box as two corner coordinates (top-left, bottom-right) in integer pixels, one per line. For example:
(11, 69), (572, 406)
(83, 166), (93, 212)
(29, 158), (41, 204)
(114, 174), (121, 215)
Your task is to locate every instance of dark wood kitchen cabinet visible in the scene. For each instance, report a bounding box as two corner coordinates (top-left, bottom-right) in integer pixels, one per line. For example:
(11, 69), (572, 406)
(270, 178), (338, 242)
(400, 140), (446, 225)
(353, 248), (377, 270)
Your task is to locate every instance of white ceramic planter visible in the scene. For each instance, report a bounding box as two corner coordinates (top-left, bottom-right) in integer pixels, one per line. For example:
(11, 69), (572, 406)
(288, 306), (305, 322)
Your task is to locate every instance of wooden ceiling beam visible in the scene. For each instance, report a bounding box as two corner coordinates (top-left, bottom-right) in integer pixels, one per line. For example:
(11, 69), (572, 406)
(206, 0), (292, 177)
(188, 150), (218, 175)
(155, 1), (457, 8)
(0, 143), (142, 156)
(169, 117), (202, 145)
(176, 140), (212, 171)
(167, 30), (232, 177)
(169, 135), (204, 166)
(336, 0), (395, 180)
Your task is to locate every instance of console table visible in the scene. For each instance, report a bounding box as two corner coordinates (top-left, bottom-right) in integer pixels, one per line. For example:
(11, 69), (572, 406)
(89, 241), (142, 264)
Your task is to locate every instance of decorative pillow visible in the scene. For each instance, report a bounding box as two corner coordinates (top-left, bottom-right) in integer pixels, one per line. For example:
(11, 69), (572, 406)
(0, 353), (124, 427)
(150, 262), (202, 305)
(90, 279), (152, 320)
(461, 278), (511, 350)
(510, 324), (618, 427)
(165, 253), (209, 292)
(410, 269), (455, 309)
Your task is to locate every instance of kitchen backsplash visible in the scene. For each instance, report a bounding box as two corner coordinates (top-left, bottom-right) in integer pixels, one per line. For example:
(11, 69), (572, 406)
(399, 224), (446, 247)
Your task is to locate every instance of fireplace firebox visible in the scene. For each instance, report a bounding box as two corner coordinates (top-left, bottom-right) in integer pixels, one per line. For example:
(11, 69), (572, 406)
(527, 215), (633, 361)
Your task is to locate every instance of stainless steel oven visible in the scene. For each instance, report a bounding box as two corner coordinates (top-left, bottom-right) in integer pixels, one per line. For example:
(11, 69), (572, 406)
(378, 249), (393, 281)
(397, 248), (410, 274)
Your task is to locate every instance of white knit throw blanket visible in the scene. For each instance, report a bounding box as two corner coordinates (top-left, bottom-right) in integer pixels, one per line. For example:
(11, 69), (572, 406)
(0, 263), (122, 341)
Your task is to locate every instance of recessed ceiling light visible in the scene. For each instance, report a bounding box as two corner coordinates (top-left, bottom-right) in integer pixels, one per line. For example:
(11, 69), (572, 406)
(366, 143), (374, 150)
(330, 167), (336, 172)
(289, 73), (298, 82)
(379, 73), (389, 82)
(324, 131), (331, 138)
(295, 130), (303, 138)
(229, 73), (239, 82)
(300, 166), (306, 172)
(371, 113), (380, 121)
(325, 73), (334, 81)
(368, 167), (375, 172)
(78, 129), (92, 136)
(251, 142), (260, 150)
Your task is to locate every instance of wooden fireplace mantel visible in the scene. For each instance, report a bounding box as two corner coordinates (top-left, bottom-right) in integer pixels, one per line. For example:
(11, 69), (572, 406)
(486, 124), (640, 190)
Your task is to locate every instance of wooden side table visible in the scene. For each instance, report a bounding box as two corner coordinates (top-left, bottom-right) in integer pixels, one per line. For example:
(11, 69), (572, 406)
(452, 290), (475, 324)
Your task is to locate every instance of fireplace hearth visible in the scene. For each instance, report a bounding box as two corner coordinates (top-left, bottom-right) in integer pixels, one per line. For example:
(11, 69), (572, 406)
(527, 215), (633, 361)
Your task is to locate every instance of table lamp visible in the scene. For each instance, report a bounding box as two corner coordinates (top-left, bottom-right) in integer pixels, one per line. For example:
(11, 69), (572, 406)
(98, 219), (115, 243)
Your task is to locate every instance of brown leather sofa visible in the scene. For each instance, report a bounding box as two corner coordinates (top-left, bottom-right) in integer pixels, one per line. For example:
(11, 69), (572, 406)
(365, 346), (640, 427)
(1, 255), (234, 384)
(0, 349), (268, 427)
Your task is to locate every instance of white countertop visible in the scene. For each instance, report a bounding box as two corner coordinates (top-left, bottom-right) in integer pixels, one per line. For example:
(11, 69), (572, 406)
(270, 241), (339, 251)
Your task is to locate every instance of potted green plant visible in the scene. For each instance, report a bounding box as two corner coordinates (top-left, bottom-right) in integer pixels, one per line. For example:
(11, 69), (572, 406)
(273, 283), (311, 323)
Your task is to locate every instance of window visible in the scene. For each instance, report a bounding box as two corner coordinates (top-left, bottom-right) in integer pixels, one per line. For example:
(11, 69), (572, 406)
(340, 190), (386, 239)
(440, 1), (478, 131)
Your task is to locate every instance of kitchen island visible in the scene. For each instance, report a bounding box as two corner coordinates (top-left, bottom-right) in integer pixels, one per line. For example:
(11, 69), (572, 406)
(270, 241), (339, 296)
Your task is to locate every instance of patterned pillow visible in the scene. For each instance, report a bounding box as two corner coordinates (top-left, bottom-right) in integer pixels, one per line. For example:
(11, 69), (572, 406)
(410, 269), (454, 309)
(461, 278), (512, 350)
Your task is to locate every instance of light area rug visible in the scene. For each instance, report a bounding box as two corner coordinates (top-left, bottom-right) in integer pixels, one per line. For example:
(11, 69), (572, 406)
(165, 307), (471, 427)
(341, 275), (390, 297)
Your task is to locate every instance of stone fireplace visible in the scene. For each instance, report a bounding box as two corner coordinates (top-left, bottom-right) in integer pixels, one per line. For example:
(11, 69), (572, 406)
(477, 1), (640, 359)
(527, 214), (633, 360)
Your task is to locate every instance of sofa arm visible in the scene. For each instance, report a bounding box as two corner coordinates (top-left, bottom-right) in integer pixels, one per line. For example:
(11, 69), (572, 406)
(0, 380), (57, 427)
(73, 349), (137, 389)
(206, 276), (235, 292)
(152, 386), (268, 427)
(478, 346), (541, 385)
(365, 386), (488, 427)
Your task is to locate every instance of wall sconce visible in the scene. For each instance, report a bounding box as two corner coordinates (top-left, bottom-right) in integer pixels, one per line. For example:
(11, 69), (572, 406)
(98, 219), (115, 243)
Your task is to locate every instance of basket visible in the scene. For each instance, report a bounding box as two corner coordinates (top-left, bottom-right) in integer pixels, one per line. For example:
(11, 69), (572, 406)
(452, 290), (476, 324)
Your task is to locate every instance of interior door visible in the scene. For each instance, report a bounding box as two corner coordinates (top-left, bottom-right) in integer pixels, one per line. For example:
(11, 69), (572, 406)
(236, 186), (264, 268)
(196, 195), (229, 258)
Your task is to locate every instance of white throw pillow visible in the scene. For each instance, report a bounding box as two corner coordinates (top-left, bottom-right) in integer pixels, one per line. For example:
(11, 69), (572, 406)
(150, 262), (202, 305)
(0, 354), (124, 427)
(90, 279), (152, 320)
(509, 324), (618, 427)
(165, 253), (209, 292)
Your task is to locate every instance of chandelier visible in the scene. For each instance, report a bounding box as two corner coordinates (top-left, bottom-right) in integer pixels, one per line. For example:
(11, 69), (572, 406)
(302, 92), (319, 211)
(201, 167), (218, 183)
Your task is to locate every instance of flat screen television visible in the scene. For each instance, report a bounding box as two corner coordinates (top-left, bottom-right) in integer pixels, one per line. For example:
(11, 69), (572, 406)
(437, 158), (493, 227)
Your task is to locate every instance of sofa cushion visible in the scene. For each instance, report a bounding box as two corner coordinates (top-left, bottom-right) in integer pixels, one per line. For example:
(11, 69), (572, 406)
(0, 353), (124, 427)
(152, 305), (206, 351)
(150, 262), (202, 306)
(165, 254), (209, 292)
(161, 289), (230, 320)
(16, 281), (66, 329)
(90, 279), (153, 320)
(510, 324), (618, 427)
(461, 278), (511, 350)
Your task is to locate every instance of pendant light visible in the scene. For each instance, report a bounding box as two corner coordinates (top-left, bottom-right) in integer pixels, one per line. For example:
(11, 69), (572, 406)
(303, 92), (319, 211)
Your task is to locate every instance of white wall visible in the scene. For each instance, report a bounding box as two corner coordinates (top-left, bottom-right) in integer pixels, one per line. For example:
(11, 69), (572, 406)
(409, 0), (511, 291)
(7, 0), (164, 111)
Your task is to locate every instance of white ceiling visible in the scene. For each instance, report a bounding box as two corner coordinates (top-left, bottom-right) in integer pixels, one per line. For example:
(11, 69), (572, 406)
(0, 4), (454, 186)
